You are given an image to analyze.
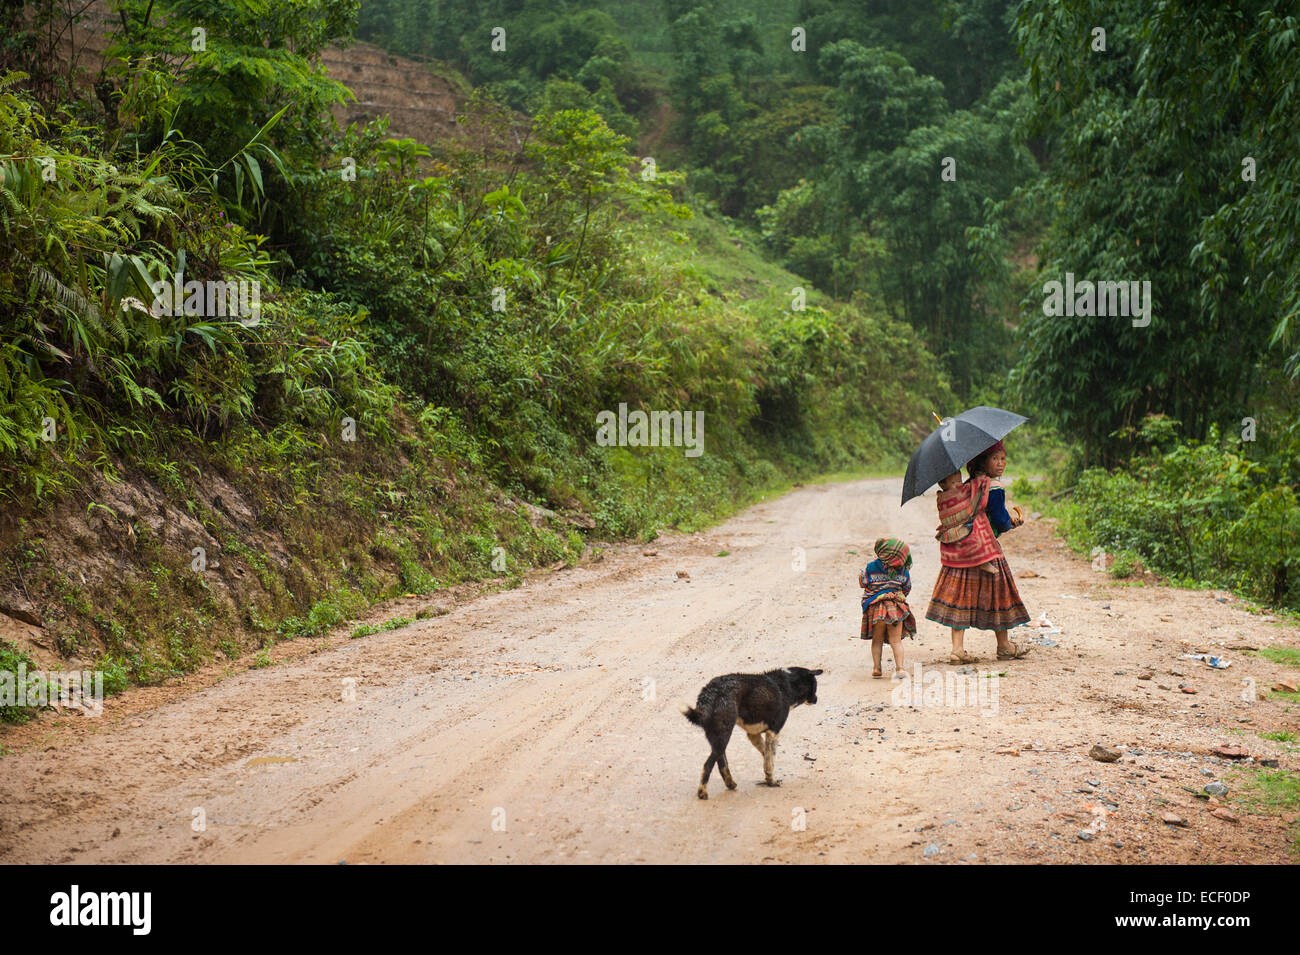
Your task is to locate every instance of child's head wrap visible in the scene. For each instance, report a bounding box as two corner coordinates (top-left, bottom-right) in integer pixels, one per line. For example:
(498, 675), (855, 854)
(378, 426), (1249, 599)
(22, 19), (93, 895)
(874, 537), (912, 571)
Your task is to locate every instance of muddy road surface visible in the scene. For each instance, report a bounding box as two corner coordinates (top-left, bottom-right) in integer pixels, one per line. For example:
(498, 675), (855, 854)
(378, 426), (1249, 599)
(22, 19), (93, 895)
(3, 478), (1297, 864)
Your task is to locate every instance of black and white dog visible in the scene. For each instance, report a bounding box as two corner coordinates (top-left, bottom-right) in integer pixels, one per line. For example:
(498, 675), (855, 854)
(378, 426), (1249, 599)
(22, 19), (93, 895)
(682, 667), (823, 799)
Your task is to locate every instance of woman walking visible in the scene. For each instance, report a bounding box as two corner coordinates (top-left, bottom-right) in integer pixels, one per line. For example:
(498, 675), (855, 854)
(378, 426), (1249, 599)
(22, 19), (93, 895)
(925, 440), (1031, 663)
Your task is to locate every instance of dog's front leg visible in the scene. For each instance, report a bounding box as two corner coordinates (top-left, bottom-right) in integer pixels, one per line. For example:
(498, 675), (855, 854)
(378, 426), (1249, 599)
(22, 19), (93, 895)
(760, 731), (780, 786)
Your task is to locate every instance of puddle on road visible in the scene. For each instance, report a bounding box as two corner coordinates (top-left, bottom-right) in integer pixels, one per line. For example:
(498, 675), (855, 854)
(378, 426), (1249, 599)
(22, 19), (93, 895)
(245, 755), (300, 768)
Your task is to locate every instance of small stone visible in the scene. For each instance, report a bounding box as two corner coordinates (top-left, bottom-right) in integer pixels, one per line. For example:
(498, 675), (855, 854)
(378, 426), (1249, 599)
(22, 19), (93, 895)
(923, 844), (941, 857)
(1161, 812), (1188, 827)
(1089, 744), (1122, 763)
(1210, 745), (1250, 760)
(1170, 669), (1185, 677)
(1261, 758), (1279, 768)
(1180, 686), (1198, 694)
(1210, 808), (1239, 823)
(1087, 779), (1101, 787)
(1137, 672), (1153, 680)
(1273, 679), (1299, 693)
(1204, 782), (1228, 797)
(642, 550), (658, 557)
(1077, 829), (1095, 841)
(1200, 768), (1214, 777)
(675, 570), (690, 581)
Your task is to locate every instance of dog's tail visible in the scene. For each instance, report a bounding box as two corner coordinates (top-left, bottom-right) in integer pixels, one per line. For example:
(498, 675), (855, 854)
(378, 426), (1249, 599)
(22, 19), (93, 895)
(680, 702), (705, 726)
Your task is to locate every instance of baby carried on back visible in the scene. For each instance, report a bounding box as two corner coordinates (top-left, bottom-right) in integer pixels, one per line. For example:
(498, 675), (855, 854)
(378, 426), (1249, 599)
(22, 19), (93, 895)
(934, 472), (1002, 573)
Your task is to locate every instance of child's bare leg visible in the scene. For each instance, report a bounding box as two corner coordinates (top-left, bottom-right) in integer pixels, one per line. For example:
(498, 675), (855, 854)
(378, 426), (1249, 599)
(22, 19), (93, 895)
(886, 621), (905, 676)
(870, 622), (885, 677)
(995, 628), (1014, 653)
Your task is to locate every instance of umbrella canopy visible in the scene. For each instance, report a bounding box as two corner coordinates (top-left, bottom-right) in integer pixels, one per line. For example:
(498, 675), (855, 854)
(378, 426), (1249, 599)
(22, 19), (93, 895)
(900, 406), (1028, 505)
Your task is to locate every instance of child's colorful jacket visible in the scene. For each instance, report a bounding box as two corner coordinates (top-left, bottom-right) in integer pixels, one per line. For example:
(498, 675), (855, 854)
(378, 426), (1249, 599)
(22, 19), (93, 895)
(860, 559), (912, 614)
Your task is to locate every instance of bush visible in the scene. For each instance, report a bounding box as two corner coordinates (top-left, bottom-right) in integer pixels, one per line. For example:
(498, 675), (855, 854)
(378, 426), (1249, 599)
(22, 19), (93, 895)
(0, 639), (41, 723)
(1062, 423), (1300, 610)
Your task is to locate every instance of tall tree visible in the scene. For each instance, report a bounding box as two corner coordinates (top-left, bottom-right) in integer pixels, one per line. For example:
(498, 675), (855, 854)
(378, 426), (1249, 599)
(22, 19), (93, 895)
(1003, 0), (1283, 462)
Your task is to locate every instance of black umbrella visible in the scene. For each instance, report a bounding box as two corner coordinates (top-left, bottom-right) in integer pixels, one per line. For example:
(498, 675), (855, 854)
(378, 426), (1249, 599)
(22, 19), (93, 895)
(900, 406), (1028, 505)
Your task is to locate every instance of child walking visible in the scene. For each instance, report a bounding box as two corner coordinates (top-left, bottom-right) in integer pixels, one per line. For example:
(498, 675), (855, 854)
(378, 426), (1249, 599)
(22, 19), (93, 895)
(860, 537), (917, 679)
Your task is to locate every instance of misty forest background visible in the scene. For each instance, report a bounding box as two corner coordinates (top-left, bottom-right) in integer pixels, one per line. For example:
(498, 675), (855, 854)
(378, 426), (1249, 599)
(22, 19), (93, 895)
(1, 0), (1297, 709)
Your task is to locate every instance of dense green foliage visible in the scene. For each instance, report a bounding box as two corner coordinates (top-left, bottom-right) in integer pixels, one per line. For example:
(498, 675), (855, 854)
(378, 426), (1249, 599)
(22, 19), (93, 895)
(976, 1), (1300, 612)
(0, 66), (394, 496)
(409, 0), (650, 138)
(660, 1), (1037, 391)
(1056, 416), (1300, 612)
(986, 0), (1299, 461)
(386, 1), (1035, 389)
(0, 74), (949, 516)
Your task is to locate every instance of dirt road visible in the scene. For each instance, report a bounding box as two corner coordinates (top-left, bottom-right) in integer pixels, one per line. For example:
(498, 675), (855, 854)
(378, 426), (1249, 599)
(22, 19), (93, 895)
(3, 477), (1297, 863)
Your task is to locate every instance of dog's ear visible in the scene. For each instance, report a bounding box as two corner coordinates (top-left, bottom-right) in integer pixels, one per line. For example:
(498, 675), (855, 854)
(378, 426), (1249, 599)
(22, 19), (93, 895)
(811, 669), (824, 676)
